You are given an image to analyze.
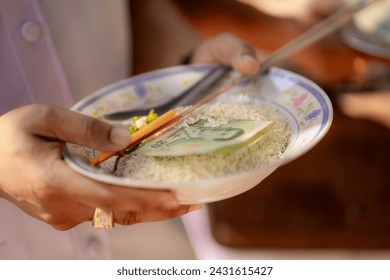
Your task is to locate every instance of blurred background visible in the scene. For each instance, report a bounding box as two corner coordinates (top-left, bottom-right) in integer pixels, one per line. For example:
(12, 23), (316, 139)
(110, 0), (390, 259)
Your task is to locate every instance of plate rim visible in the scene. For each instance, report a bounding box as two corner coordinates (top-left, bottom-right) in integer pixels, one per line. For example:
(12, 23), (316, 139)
(64, 64), (333, 190)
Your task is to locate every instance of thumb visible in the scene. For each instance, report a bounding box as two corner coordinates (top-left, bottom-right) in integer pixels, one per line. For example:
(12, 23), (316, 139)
(29, 105), (130, 151)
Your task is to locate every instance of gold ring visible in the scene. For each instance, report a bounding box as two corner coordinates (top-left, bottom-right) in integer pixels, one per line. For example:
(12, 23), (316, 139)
(92, 208), (114, 229)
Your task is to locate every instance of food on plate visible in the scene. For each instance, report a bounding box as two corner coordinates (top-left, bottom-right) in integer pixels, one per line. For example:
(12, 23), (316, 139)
(129, 109), (159, 134)
(137, 118), (275, 156)
(91, 109), (176, 166)
(99, 102), (292, 182)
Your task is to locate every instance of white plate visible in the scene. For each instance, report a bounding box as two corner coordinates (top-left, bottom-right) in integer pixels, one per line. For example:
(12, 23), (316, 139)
(342, 0), (390, 59)
(342, 23), (390, 59)
(63, 65), (333, 204)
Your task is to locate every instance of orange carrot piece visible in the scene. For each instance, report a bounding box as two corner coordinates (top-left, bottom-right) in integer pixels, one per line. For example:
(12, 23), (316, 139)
(91, 109), (177, 166)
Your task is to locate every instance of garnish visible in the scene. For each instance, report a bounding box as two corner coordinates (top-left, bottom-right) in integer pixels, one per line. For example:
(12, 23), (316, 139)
(91, 109), (177, 166)
(129, 109), (158, 135)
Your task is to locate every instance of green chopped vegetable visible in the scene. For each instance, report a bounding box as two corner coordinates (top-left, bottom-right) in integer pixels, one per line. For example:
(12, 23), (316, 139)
(128, 109), (158, 135)
(129, 126), (138, 135)
(146, 109), (158, 124)
(129, 116), (139, 135)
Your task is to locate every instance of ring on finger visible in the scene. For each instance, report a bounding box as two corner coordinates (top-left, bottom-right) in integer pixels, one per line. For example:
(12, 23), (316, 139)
(92, 208), (114, 229)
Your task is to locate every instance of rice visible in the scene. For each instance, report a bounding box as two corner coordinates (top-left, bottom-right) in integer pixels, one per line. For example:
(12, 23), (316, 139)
(101, 102), (291, 182)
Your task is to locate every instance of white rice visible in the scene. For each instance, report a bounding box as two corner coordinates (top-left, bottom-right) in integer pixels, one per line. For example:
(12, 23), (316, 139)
(101, 102), (291, 182)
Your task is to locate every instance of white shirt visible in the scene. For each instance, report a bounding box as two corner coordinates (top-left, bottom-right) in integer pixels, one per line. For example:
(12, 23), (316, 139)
(0, 0), (131, 259)
(0, 0), (131, 113)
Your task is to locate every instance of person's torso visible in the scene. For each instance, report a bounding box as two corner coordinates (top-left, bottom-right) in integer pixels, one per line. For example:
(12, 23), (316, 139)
(0, 0), (131, 259)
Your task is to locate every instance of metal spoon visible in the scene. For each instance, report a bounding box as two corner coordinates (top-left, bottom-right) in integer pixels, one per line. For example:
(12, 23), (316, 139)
(100, 65), (231, 126)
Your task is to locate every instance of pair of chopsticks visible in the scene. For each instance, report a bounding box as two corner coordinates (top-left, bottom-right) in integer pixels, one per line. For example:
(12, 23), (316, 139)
(91, 0), (379, 167)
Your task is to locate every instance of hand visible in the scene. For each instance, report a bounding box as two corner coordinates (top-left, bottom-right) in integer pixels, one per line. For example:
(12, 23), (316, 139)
(338, 91), (390, 129)
(191, 32), (261, 76)
(0, 104), (201, 230)
(239, 0), (340, 24)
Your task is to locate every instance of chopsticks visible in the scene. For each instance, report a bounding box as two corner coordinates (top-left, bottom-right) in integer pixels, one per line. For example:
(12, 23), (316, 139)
(260, 0), (380, 70)
(91, 110), (177, 166)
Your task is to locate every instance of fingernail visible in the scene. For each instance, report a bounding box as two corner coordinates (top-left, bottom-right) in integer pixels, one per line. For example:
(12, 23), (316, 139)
(241, 53), (257, 62)
(110, 127), (130, 147)
(188, 204), (204, 212)
(238, 54), (260, 75)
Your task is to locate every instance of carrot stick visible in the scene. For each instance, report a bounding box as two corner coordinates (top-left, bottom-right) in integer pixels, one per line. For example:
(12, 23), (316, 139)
(91, 109), (177, 166)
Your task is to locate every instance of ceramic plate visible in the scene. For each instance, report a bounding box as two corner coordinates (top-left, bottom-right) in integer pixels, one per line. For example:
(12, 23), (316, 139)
(341, 1), (390, 59)
(63, 65), (333, 204)
(342, 23), (390, 59)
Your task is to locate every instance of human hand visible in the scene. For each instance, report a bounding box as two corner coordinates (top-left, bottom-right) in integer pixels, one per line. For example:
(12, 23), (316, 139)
(0, 104), (201, 230)
(191, 32), (261, 76)
(338, 91), (390, 129)
(239, 0), (340, 24)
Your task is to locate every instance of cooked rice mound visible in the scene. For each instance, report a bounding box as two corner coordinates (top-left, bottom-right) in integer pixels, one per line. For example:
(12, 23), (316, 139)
(102, 102), (291, 182)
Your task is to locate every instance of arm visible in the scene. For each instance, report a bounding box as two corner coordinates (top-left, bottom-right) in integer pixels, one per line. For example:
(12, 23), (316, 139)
(130, 0), (201, 73)
(130, 0), (260, 76)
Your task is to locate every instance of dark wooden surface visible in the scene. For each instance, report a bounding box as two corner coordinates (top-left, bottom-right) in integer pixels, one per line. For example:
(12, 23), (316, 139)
(175, 0), (390, 249)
